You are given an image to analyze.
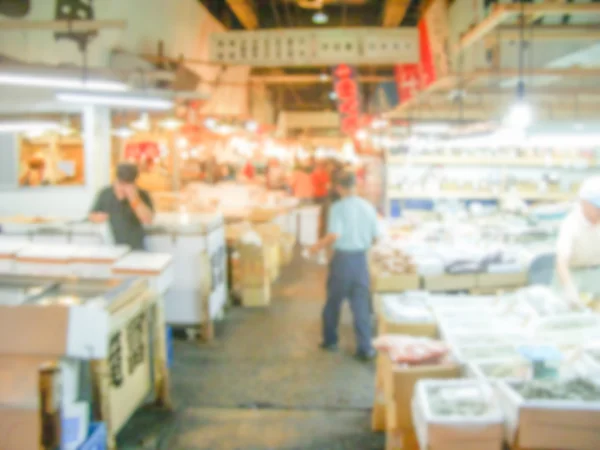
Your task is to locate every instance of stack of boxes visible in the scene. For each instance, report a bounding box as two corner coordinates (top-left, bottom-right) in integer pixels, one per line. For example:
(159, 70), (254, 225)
(0, 302), (109, 450)
(240, 235), (272, 307)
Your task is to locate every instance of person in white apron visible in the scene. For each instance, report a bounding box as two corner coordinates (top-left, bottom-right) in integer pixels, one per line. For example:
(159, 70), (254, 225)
(554, 176), (600, 307)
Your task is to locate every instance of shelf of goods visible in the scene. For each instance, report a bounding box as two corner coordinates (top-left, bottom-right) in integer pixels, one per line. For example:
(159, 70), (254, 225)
(372, 288), (600, 450)
(145, 211), (227, 341)
(0, 274), (171, 450)
(0, 217), (113, 246)
(384, 148), (597, 213)
(369, 221), (553, 296)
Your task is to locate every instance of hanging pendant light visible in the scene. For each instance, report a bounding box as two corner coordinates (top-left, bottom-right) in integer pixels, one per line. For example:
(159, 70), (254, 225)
(504, 0), (533, 130)
(312, 10), (328, 25)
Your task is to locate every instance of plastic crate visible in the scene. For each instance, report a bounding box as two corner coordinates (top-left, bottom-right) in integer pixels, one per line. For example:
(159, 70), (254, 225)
(78, 423), (106, 450)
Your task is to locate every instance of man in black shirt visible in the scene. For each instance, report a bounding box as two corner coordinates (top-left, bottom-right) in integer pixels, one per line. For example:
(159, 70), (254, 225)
(89, 163), (154, 250)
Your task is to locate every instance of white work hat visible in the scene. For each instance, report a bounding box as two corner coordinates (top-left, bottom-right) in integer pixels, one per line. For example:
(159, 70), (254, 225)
(579, 176), (600, 208)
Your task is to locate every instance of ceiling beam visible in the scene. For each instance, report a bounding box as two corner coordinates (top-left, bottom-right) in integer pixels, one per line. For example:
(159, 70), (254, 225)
(250, 74), (395, 84)
(0, 20), (126, 32)
(497, 25), (600, 41)
(382, 0), (412, 28)
(502, 2), (600, 16)
(225, 0), (259, 30)
(458, 2), (600, 54)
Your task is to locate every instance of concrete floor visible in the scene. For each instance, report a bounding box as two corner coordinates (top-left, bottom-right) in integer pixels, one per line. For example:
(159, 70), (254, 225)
(119, 257), (384, 450)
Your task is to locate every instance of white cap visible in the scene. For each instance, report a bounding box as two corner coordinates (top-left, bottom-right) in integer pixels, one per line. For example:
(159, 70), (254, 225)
(579, 176), (600, 208)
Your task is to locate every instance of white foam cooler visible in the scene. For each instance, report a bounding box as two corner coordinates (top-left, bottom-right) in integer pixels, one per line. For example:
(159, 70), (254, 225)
(111, 252), (173, 295)
(298, 205), (321, 246)
(145, 212), (227, 326)
(0, 241), (28, 273)
(71, 245), (131, 279)
(16, 244), (79, 277)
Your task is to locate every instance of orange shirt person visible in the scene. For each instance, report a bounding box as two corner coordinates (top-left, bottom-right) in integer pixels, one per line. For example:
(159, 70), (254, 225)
(312, 162), (330, 204)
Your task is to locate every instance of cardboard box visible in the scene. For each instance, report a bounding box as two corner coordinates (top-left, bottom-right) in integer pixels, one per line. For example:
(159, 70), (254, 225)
(423, 274), (477, 292)
(242, 284), (271, 307)
(477, 272), (527, 289)
(0, 356), (62, 450)
(413, 379), (504, 450)
(239, 243), (270, 287)
(378, 315), (438, 338)
(386, 427), (419, 450)
(381, 354), (461, 430)
(373, 273), (421, 293)
(0, 304), (109, 359)
(496, 380), (600, 449)
(266, 242), (280, 282)
(279, 232), (296, 267)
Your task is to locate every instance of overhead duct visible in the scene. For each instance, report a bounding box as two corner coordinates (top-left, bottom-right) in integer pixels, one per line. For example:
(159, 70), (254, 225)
(109, 50), (199, 91)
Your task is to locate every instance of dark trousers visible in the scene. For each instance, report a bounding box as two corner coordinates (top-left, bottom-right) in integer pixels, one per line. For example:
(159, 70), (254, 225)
(323, 250), (373, 354)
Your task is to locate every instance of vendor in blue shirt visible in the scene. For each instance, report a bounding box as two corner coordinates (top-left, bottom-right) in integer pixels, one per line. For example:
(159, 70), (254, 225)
(310, 170), (380, 361)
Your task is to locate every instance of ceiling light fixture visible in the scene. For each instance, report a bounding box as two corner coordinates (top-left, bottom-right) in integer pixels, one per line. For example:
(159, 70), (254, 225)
(56, 91), (173, 110)
(312, 10), (329, 25)
(112, 126), (134, 139)
(204, 117), (217, 129)
(159, 117), (183, 130)
(131, 113), (151, 131)
(0, 120), (60, 134)
(0, 73), (127, 92)
(503, 0), (533, 130)
(355, 129), (368, 140)
(245, 120), (259, 132)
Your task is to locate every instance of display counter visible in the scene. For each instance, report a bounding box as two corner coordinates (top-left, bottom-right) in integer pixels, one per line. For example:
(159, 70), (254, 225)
(0, 274), (171, 450)
(145, 211), (227, 340)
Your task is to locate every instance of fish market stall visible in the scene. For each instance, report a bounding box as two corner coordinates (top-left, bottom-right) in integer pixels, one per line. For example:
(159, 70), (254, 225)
(144, 211), (227, 340)
(0, 271), (172, 450)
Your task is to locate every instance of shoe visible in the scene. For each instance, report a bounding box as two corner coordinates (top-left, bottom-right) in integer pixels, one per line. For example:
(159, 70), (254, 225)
(320, 342), (339, 352)
(355, 350), (376, 361)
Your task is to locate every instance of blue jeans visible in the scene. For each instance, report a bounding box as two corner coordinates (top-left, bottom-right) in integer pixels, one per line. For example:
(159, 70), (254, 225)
(323, 250), (373, 354)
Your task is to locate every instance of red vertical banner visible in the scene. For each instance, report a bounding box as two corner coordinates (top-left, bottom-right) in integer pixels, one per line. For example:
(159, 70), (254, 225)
(418, 19), (436, 89)
(394, 63), (421, 104)
(419, 0), (450, 88)
(332, 64), (361, 136)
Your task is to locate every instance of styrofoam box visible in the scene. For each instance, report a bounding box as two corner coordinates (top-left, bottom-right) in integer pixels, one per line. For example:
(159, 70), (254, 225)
(31, 226), (70, 245)
(15, 244), (79, 277)
(0, 240), (28, 273)
(495, 379), (600, 450)
(466, 357), (533, 383)
(298, 206), (321, 246)
(412, 379), (504, 450)
(112, 252), (173, 295)
(71, 245), (131, 279)
(69, 222), (114, 246)
(146, 213), (226, 324)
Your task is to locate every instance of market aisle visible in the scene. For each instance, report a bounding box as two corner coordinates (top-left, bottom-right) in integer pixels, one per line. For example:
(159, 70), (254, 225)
(119, 255), (383, 450)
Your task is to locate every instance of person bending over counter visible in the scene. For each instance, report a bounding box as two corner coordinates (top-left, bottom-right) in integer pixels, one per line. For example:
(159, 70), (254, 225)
(89, 163), (154, 250)
(555, 176), (600, 308)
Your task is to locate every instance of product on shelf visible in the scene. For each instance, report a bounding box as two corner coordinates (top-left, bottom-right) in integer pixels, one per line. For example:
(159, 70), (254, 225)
(370, 245), (416, 274)
(513, 378), (600, 401)
(373, 335), (449, 365)
(426, 384), (492, 417)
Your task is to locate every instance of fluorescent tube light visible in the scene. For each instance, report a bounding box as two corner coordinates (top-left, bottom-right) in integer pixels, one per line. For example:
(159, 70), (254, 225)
(0, 120), (60, 134)
(0, 73), (127, 91)
(56, 91), (174, 110)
